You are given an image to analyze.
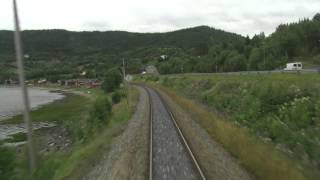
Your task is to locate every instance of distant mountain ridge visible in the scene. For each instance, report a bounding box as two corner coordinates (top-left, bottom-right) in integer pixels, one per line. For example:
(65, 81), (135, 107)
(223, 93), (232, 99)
(0, 26), (242, 58)
(0, 13), (319, 81)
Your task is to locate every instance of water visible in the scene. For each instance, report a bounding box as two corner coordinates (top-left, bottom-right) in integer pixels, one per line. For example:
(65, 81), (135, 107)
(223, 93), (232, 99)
(0, 87), (64, 143)
(0, 87), (64, 120)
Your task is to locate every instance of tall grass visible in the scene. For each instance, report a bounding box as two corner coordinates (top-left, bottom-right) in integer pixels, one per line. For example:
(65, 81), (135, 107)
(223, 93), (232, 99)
(51, 87), (139, 180)
(2, 87), (139, 180)
(156, 85), (308, 180)
(138, 73), (320, 179)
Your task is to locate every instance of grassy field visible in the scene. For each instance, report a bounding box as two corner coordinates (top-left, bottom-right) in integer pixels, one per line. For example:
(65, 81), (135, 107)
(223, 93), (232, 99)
(0, 86), (139, 180)
(137, 73), (320, 180)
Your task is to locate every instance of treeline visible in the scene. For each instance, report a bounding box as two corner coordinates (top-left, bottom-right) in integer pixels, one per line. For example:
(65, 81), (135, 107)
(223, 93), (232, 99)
(157, 13), (320, 73)
(0, 26), (239, 58)
(0, 26), (241, 81)
(0, 13), (319, 80)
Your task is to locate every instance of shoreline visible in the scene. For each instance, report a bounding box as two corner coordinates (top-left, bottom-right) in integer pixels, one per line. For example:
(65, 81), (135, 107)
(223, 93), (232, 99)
(0, 87), (67, 146)
(0, 87), (65, 122)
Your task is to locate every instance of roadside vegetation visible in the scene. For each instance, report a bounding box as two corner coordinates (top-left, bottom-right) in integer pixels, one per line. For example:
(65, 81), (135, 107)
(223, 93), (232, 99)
(137, 73), (320, 179)
(0, 146), (15, 179)
(51, 87), (138, 180)
(0, 70), (139, 179)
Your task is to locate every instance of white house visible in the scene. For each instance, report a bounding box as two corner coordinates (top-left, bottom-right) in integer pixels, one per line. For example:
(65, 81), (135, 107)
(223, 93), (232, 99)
(160, 55), (169, 61)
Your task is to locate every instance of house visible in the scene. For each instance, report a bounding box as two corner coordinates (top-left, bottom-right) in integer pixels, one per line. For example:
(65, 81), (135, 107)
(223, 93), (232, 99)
(4, 79), (18, 85)
(144, 65), (159, 75)
(60, 79), (101, 88)
(37, 79), (47, 84)
(160, 55), (169, 61)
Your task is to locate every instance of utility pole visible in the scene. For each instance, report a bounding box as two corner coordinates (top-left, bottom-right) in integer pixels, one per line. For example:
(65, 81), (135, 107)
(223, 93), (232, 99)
(122, 58), (130, 106)
(13, 0), (36, 172)
(181, 62), (184, 73)
(263, 42), (266, 70)
(122, 58), (126, 80)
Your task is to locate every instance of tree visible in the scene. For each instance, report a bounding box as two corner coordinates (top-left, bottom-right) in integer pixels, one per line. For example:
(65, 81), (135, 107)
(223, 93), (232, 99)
(101, 68), (122, 93)
(88, 96), (112, 130)
(224, 51), (247, 72)
(313, 13), (320, 22)
(248, 48), (263, 70)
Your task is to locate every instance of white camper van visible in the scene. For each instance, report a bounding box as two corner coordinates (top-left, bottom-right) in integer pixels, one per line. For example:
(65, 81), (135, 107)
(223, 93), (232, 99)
(284, 62), (302, 71)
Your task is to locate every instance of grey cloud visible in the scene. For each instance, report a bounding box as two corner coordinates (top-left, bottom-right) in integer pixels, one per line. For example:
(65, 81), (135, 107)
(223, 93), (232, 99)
(0, 0), (319, 36)
(83, 21), (111, 31)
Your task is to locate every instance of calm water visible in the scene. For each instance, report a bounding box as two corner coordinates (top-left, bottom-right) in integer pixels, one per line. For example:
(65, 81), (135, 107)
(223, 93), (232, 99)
(0, 87), (64, 120)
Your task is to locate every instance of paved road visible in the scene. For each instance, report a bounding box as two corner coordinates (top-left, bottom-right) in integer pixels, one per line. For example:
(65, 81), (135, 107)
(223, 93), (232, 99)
(147, 87), (200, 180)
(166, 69), (320, 77)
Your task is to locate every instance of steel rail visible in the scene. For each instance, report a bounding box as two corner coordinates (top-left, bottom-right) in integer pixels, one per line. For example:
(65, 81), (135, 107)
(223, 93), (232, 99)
(145, 87), (153, 180)
(142, 84), (206, 180)
(154, 89), (206, 180)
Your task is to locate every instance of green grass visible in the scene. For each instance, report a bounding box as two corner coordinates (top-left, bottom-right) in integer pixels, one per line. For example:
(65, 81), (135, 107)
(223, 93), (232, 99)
(5, 132), (27, 143)
(3, 93), (93, 145)
(4, 91), (93, 180)
(137, 73), (320, 180)
(11, 87), (139, 180)
(51, 87), (139, 180)
(0, 146), (15, 179)
(2, 93), (91, 125)
(1, 86), (141, 180)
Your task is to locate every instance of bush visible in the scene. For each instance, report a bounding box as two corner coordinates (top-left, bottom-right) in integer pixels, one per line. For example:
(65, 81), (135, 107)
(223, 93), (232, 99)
(89, 97), (112, 128)
(0, 147), (15, 179)
(101, 69), (122, 93)
(112, 91), (121, 104)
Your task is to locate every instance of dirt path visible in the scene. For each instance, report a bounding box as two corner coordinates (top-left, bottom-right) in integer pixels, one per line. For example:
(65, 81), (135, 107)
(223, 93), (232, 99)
(84, 86), (149, 180)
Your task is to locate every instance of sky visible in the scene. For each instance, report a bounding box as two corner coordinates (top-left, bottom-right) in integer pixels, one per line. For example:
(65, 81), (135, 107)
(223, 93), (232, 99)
(1, 0), (319, 36)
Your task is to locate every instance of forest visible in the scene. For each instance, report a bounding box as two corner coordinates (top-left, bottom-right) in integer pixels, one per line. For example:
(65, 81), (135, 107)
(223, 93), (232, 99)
(0, 13), (319, 82)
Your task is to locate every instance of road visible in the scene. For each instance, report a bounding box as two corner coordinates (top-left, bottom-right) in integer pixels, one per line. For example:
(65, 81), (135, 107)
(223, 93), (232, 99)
(168, 69), (320, 77)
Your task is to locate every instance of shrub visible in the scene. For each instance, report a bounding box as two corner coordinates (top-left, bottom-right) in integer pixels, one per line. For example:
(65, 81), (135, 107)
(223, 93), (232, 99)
(0, 147), (15, 179)
(89, 97), (112, 129)
(112, 91), (121, 104)
(101, 69), (122, 93)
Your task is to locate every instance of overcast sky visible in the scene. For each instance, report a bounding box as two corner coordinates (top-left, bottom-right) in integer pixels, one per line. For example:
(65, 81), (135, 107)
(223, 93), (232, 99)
(1, 0), (319, 36)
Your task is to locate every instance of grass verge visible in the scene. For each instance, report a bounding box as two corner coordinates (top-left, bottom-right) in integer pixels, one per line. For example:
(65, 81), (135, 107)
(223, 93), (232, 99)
(154, 85), (308, 180)
(1, 86), (139, 180)
(52, 86), (139, 180)
(137, 73), (320, 180)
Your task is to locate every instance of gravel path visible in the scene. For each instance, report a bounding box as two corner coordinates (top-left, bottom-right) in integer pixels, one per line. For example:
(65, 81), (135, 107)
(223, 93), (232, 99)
(84, 86), (149, 180)
(147, 87), (200, 180)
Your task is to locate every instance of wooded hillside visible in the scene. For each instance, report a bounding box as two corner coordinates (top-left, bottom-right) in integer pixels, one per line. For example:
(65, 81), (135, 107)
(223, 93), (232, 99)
(0, 13), (319, 81)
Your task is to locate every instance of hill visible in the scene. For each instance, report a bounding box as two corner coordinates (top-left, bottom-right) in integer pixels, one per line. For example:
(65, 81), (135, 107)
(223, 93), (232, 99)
(0, 13), (319, 81)
(157, 13), (320, 74)
(0, 26), (243, 81)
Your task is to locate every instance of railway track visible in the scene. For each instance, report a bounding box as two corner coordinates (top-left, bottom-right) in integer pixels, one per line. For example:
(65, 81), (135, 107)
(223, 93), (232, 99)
(144, 86), (206, 180)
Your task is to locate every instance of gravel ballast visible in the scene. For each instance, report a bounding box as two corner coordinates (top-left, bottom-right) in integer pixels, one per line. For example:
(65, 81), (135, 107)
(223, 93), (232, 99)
(147, 87), (200, 180)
